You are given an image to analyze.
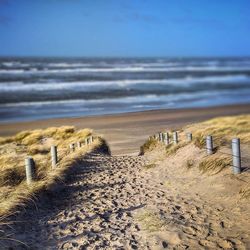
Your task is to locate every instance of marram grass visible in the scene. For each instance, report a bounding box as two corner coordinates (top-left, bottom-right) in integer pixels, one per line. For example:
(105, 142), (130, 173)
(185, 115), (250, 148)
(0, 126), (101, 217)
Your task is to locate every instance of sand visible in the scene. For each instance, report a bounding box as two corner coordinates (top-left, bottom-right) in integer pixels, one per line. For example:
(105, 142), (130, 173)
(2, 144), (250, 249)
(0, 104), (250, 155)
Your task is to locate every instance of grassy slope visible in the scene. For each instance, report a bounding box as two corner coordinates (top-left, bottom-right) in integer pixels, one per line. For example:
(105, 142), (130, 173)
(185, 114), (250, 148)
(0, 126), (103, 217)
(141, 115), (250, 197)
(185, 115), (250, 177)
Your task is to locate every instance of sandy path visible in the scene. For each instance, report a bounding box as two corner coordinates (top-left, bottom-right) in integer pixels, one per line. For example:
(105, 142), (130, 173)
(3, 146), (249, 249)
(4, 152), (148, 249)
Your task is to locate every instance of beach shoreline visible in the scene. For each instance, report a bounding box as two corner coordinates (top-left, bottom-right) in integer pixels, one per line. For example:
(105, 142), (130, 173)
(1, 103), (250, 155)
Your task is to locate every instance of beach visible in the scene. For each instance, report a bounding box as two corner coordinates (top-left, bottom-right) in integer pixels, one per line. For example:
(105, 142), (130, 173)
(1, 104), (250, 155)
(1, 1), (250, 248)
(1, 113), (250, 249)
(1, 59), (250, 247)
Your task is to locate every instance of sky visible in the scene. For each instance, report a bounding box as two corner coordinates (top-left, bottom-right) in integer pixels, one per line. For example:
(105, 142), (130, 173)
(0, 0), (250, 57)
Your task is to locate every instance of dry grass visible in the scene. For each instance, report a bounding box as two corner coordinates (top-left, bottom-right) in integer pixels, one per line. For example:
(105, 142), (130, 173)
(139, 115), (250, 203)
(143, 163), (157, 170)
(140, 138), (159, 154)
(198, 154), (232, 175)
(185, 115), (250, 148)
(0, 126), (98, 216)
(185, 116), (250, 200)
(141, 134), (189, 156)
(239, 184), (250, 199)
(165, 142), (188, 156)
(186, 159), (195, 169)
(136, 210), (165, 232)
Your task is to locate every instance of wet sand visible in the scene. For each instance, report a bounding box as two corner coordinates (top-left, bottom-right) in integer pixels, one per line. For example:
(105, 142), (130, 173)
(0, 104), (250, 155)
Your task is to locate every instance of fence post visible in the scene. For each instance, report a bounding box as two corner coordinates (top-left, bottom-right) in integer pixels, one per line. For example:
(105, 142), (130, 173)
(77, 141), (81, 148)
(51, 145), (58, 168)
(232, 138), (242, 174)
(85, 138), (88, 145)
(158, 133), (163, 142)
(25, 157), (36, 185)
(69, 143), (75, 152)
(164, 132), (170, 145)
(161, 133), (164, 142)
(90, 136), (94, 143)
(161, 132), (164, 142)
(186, 132), (192, 142)
(206, 135), (213, 155)
(173, 131), (178, 144)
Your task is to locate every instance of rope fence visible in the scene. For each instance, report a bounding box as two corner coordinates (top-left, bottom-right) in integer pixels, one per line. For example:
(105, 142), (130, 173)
(25, 135), (94, 185)
(151, 131), (249, 175)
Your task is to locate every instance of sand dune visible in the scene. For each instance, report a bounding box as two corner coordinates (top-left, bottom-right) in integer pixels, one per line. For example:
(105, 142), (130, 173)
(2, 142), (250, 249)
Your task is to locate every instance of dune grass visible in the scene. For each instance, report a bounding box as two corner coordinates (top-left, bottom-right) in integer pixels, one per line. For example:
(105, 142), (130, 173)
(141, 135), (189, 157)
(141, 115), (250, 178)
(140, 137), (159, 154)
(198, 154), (232, 174)
(184, 116), (250, 200)
(136, 210), (165, 232)
(186, 159), (195, 169)
(0, 126), (98, 217)
(165, 141), (188, 156)
(239, 184), (250, 199)
(143, 163), (157, 170)
(185, 115), (250, 148)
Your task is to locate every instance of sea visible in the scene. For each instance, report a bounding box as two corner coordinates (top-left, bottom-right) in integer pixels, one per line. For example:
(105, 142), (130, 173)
(0, 57), (250, 123)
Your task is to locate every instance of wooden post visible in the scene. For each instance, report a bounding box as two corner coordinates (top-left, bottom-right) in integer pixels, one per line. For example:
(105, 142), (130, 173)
(206, 135), (213, 155)
(164, 132), (170, 145)
(69, 143), (75, 152)
(186, 132), (192, 142)
(173, 131), (178, 144)
(25, 157), (36, 185)
(77, 141), (81, 148)
(158, 133), (162, 142)
(161, 133), (164, 142)
(51, 145), (58, 168)
(232, 138), (242, 174)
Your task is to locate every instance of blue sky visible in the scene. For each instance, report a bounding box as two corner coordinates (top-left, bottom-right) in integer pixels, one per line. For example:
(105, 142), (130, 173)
(0, 0), (250, 57)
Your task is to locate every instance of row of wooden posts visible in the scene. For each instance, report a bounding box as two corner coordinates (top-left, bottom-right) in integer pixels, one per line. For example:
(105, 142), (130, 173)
(25, 135), (94, 185)
(152, 131), (242, 174)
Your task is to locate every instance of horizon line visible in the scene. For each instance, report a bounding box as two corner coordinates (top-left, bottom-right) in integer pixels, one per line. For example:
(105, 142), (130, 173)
(1, 55), (250, 59)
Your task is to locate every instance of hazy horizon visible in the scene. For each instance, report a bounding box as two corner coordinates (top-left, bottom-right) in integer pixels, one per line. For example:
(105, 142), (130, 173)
(1, 55), (250, 59)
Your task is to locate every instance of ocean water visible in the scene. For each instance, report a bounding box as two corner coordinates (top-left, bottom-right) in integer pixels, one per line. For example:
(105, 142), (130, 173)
(0, 57), (250, 123)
